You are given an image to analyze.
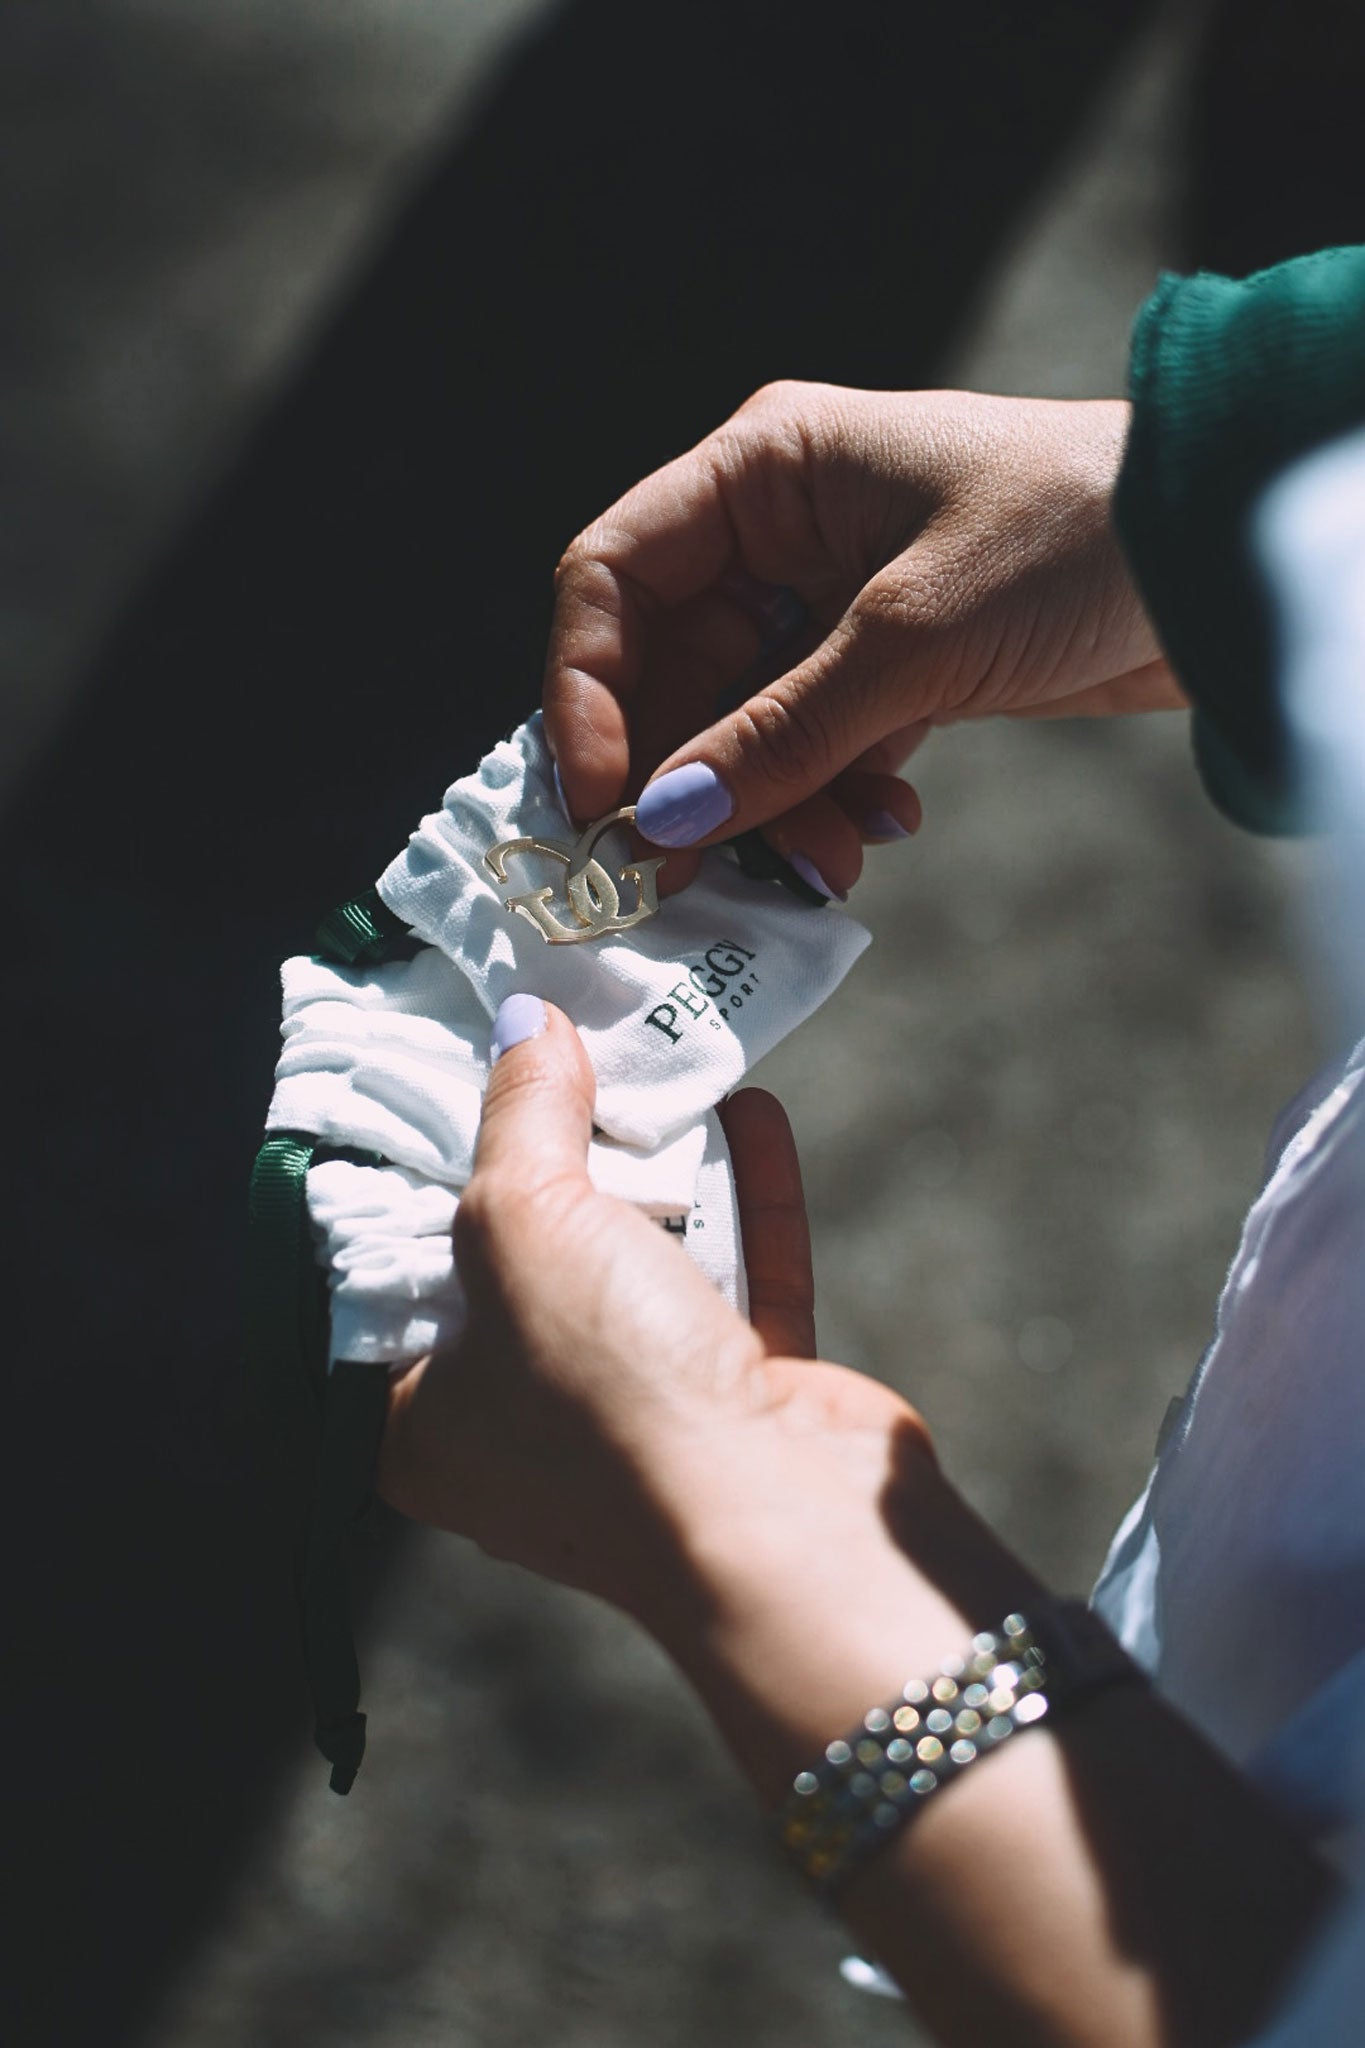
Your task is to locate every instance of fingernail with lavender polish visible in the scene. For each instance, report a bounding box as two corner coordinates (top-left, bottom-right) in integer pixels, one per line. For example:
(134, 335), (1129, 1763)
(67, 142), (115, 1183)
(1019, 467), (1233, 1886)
(635, 762), (735, 847)
(787, 852), (847, 903)
(491, 993), (547, 1062)
(863, 808), (912, 842)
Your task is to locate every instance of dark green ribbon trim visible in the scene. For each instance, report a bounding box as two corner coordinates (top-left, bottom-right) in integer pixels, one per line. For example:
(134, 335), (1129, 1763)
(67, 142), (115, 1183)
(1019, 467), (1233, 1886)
(246, 1133), (328, 1489)
(315, 887), (412, 967)
(247, 891), (415, 1791)
(247, 1130), (390, 1794)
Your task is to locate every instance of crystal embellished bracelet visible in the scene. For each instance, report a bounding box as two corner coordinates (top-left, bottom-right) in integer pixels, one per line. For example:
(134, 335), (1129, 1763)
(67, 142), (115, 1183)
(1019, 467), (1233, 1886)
(778, 1599), (1140, 1898)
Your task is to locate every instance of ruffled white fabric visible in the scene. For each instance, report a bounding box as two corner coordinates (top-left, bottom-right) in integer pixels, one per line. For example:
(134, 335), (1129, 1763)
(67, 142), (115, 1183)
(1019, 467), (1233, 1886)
(266, 713), (869, 1364)
(306, 1160), (465, 1366)
(374, 714), (870, 1148)
(270, 949), (709, 1212)
(304, 1106), (746, 1368)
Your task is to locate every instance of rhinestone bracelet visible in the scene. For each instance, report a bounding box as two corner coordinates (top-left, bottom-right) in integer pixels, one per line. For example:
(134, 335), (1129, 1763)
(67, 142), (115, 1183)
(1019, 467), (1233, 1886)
(778, 1600), (1139, 1897)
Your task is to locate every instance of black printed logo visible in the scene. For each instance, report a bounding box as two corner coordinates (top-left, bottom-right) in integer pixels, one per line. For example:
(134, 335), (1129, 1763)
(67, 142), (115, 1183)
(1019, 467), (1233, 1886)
(644, 940), (760, 1045)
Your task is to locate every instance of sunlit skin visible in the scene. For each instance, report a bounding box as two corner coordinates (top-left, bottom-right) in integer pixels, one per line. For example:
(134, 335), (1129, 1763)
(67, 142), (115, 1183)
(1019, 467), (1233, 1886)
(380, 390), (1330, 2046)
(544, 387), (1184, 899)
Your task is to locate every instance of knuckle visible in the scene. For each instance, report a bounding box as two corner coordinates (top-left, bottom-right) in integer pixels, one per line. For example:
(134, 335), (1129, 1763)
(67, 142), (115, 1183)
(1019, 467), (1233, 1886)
(732, 378), (846, 457)
(855, 572), (924, 638)
(727, 380), (818, 464)
(730, 686), (838, 791)
(553, 533), (593, 590)
(552, 537), (634, 638)
(845, 577), (944, 694)
(488, 1049), (561, 1121)
(456, 1164), (579, 1279)
(452, 1177), (498, 1263)
(736, 377), (807, 418)
(707, 383), (828, 498)
(857, 553), (965, 645)
(455, 1162), (555, 1259)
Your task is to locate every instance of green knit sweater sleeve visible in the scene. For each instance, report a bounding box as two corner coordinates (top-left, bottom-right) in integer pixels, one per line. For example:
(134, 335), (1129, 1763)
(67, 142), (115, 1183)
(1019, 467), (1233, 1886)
(1114, 246), (1365, 832)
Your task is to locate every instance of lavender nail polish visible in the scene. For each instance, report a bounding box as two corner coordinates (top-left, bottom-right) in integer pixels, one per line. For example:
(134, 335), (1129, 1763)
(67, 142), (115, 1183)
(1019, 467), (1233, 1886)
(863, 808), (912, 842)
(787, 852), (847, 902)
(491, 993), (547, 1061)
(635, 762), (735, 847)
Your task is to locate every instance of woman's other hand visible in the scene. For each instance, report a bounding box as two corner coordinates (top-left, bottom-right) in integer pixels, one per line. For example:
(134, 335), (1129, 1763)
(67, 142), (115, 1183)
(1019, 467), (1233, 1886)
(545, 386), (1183, 899)
(377, 998), (931, 1619)
(377, 999), (1332, 2044)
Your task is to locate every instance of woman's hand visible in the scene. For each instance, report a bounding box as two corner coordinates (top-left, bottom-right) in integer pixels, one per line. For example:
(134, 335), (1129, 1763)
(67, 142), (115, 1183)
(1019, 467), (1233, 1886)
(545, 385), (1183, 898)
(376, 999), (1331, 2045)
(377, 997), (932, 1620)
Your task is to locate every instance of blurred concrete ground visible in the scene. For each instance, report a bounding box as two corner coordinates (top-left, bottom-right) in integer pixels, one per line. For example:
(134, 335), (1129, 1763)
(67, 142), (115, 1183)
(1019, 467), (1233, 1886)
(4, 3), (1340, 2044)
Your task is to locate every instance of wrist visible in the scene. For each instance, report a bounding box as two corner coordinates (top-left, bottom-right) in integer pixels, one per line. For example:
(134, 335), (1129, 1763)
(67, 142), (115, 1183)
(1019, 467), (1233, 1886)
(622, 1399), (1044, 1807)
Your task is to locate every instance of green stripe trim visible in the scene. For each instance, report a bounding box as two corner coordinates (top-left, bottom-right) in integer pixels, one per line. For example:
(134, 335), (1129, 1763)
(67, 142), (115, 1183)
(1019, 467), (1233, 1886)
(247, 1130), (391, 1793)
(315, 888), (412, 967)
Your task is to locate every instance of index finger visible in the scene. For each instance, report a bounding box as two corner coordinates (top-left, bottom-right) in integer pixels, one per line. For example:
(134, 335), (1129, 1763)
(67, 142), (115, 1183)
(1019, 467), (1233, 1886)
(545, 442), (740, 820)
(720, 1087), (816, 1360)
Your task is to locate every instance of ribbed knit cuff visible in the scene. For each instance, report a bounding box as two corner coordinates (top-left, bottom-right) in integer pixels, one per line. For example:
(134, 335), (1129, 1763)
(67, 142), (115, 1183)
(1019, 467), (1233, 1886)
(1115, 247), (1365, 834)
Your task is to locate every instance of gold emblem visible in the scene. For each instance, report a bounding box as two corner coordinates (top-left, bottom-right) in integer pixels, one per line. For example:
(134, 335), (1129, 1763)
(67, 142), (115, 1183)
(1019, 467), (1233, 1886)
(484, 805), (666, 944)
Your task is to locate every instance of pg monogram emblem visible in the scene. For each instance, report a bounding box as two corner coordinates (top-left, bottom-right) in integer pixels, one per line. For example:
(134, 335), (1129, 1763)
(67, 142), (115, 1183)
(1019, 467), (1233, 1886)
(484, 805), (666, 945)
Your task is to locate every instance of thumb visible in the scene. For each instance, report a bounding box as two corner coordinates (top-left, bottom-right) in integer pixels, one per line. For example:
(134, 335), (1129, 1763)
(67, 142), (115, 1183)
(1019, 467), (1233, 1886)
(633, 604), (906, 848)
(472, 995), (597, 1190)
